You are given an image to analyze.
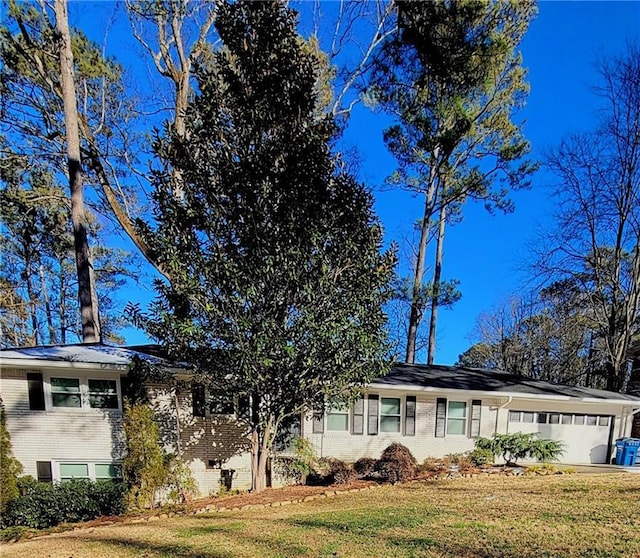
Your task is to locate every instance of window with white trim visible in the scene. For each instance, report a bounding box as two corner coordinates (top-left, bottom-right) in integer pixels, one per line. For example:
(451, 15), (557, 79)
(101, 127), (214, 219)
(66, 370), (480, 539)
(57, 462), (122, 482)
(446, 401), (467, 435)
(380, 397), (401, 433)
(326, 402), (349, 431)
(48, 375), (121, 411)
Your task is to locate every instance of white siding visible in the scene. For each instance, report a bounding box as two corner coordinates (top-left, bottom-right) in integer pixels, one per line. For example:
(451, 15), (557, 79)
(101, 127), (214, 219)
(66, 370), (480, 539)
(1, 368), (124, 479)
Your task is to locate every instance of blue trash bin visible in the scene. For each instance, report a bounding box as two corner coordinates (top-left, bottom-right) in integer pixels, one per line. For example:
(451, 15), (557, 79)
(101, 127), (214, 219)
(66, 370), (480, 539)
(615, 438), (640, 466)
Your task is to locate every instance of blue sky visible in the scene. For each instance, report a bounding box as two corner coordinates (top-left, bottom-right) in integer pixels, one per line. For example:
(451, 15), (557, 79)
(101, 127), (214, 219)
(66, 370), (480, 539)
(66, 1), (640, 363)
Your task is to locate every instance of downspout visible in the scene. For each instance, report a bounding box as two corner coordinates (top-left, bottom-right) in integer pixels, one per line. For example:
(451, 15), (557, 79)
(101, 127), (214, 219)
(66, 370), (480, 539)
(495, 396), (513, 434)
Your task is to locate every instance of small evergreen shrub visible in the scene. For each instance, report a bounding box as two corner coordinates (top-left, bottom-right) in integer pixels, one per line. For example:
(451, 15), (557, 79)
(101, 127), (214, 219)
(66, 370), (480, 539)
(376, 443), (418, 484)
(0, 403), (23, 514)
(474, 433), (564, 466)
(274, 437), (317, 485)
(353, 457), (377, 478)
(2, 479), (126, 529)
(470, 447), (494, 466)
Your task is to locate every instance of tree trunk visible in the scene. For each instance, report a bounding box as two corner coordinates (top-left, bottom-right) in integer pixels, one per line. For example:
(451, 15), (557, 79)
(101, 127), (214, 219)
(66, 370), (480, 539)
(54, 0), (101, 343)
(405, 149), (440, 364)
(427, 202), (447, 365)
(39, 264), (57, 344)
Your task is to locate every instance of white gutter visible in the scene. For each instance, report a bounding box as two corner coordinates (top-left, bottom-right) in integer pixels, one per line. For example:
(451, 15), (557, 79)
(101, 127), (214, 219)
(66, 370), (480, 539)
(0, 358), (129, 372)
(368, 382), (640, 407)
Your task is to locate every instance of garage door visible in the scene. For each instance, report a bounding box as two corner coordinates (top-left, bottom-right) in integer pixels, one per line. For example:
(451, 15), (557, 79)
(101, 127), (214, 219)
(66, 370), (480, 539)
(507, 410), (612, 464)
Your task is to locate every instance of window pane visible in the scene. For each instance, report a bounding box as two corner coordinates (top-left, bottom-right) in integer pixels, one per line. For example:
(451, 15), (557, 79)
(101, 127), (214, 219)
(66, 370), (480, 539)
(586, 415), (597, 426)
(522, 412), (534, 423)
(509, 411), (521, 422)
(448, 401), (467, 418)
(95, 464), (121, 478)
(51, 378), (80, 391)
(327, 413), (348, 431)
(51, 378), (81, 408)
(447, 418), (466, 435)
(380, 398), (400, 415)
(60, 463), (89, 479)
(549, 413), (560, 424)
(380, 415), (401, 433)
(537, 413), (548, 424)
(598, 416), (610, 427)
(574, 415), (585, 425)
(208, 391), (234, 414)
(561, 414), (572, 425)
(88, 379), (118, 409)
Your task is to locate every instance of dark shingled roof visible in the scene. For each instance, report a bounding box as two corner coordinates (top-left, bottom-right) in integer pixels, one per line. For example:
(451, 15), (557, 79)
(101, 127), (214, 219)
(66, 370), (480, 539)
(373, 363), (640, 402)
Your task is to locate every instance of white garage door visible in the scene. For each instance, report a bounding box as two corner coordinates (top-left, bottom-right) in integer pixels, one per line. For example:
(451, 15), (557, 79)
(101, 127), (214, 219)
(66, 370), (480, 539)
(507, 410), (612, 464)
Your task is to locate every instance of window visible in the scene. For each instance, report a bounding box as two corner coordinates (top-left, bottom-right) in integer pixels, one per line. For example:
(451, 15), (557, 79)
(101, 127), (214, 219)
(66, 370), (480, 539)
(446, 401), (467, 435)
(509, 411), (521, 422)
(561, 414), (572, 425)
(380, 397), (401, 433)
(327, 403), (349, 431)
(574, 414), (585, 425)
(192, 385), (235, 417)
(51, 378), (81, 408)
(598, 416), (610, 427)
(60, 463), (89, 481)
(586, 415), (598, 426)
(549, 413), (560, 424)
(522, 412), (534, 423)
(537, 413), (548, 424)
(88, 380), (118, 409)
(208, 390), (235, 415)
(58, 462), (122, 482)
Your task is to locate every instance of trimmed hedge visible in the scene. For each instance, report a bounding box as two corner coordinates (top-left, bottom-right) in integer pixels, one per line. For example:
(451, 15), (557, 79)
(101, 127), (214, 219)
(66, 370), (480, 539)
(2, 479), (126, 529)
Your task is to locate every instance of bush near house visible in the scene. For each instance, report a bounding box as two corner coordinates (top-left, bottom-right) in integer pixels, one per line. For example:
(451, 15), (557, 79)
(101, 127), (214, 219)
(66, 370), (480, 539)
(353, 457), (378, 479)
(474, 432), (564, 466)
(1, 478), (126, 529)
(376, 443), (418, 484)
(0, 402), (22, 515)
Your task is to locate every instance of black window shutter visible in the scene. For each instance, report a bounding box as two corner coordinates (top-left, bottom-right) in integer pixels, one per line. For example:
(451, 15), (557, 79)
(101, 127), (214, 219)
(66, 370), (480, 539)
(367, 394), (379, 435)
(405, 396), (416, 436)
(351, 397), (364, 435)
(36, 461), (52, 483)
(27, 373), (45, 411)
(312, 408), (324, 434)
(471, 399), (482, 437)
(192, 384), (206, 417)
(435, 398), (447, 438)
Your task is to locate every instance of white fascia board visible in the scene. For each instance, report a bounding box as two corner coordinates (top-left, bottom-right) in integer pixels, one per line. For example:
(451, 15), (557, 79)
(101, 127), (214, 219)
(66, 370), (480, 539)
(0, 358), (129, 372)
(367, 382), (639, 407)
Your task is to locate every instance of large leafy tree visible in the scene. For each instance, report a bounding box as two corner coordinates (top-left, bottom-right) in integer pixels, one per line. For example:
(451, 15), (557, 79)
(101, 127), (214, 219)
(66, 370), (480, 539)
(132, 0), (395, 492)
(371, 0), (537, 364)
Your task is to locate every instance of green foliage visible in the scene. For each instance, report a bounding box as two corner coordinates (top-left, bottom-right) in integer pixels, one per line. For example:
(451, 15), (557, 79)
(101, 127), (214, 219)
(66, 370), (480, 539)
(122, 404), (168, 509)
(165, 454), (199, 503)
(375, 443), (418, 484)
(475, 432), (564, 466)
(132, 0), (396, 491)
(0, 402), (22, 514)
(469, 447), (494, 467)
(1, 479), (126, 529)
(274, 438), (318, 485)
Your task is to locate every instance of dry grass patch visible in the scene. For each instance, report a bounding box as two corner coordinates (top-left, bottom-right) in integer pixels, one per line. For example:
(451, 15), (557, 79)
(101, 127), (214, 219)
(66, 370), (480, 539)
(2, 474), (639, 558)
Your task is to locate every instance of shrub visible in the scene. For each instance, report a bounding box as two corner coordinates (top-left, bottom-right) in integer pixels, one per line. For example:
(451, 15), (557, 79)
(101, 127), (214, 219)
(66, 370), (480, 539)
(469, 447), (494, 467)
(2, 479), (126, 529)
(0, 403), (23, 514)
(475, 433), (564, 466)
(326, 459), (356, 485)
(273, 437), (318, 485)
(353, 457), (377, 478)
(165, 455), (199, 503)
(376, 443), (418, 484)
(123, 404), (167, 509)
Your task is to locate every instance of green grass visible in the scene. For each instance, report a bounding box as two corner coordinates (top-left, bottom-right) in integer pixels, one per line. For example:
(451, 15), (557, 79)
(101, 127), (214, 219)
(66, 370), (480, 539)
(2, 474), (639, 558)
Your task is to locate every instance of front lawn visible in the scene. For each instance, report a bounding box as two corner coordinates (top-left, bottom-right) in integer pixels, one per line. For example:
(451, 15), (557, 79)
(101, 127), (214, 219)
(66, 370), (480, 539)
(2, 473), (639, 557)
